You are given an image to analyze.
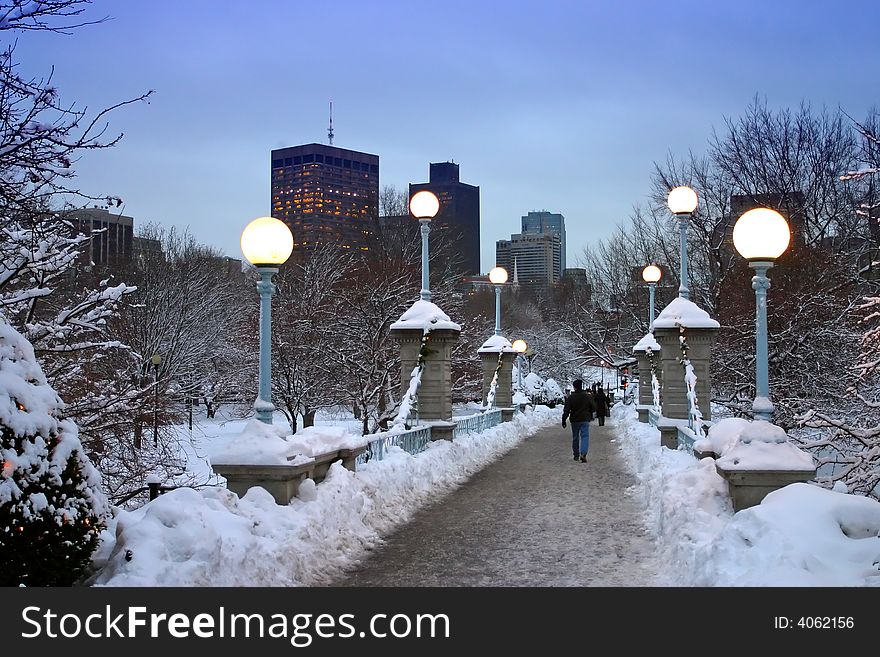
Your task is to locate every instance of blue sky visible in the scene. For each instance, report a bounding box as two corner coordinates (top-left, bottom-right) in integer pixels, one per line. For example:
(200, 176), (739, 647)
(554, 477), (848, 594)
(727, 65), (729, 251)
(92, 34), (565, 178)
(15, 0), (880, 270)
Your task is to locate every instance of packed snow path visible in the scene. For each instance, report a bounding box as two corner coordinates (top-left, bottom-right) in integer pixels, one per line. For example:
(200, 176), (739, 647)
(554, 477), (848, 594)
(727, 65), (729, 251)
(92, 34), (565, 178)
(335, 419), (664, 586)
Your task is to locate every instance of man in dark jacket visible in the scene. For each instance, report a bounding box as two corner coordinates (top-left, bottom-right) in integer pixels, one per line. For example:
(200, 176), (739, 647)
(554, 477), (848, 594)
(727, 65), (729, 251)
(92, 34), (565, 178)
(561, 379), (596, 462)
(594, 386), (608, 426)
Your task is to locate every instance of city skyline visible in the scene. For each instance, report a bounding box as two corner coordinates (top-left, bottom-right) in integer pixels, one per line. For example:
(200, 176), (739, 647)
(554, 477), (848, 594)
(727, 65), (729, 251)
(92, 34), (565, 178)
(14, 0), (880, 272)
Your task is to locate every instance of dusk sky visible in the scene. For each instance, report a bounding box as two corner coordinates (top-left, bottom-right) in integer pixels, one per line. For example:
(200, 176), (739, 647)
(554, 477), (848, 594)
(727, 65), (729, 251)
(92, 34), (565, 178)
(17, 0), (880, 271)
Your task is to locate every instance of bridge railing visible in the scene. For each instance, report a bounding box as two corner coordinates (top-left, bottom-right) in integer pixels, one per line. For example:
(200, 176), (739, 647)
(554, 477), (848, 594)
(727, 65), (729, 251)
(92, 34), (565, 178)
(453, 408), (503, 438)
(358, 425), (434, 465)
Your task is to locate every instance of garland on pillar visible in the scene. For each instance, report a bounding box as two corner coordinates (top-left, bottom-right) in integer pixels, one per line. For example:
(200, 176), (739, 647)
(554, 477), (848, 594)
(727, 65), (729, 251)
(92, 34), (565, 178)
(646, 346), (661, 415)
(485, 351), (504, 409)
(391, 329), (434, 431)
(678, 328), (706, 441)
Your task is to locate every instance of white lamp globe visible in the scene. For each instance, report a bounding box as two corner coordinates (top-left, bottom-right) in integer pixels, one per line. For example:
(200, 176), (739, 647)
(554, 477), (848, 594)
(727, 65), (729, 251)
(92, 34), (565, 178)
(642, 264), (662, 283)
(489, 266), (509, 285)
(667, 186), (698, 214)
(240, 216), (293, 266)
(409, 190), (440, 219)
(512, 339), (528, 353)
(732, 208), (791, 261)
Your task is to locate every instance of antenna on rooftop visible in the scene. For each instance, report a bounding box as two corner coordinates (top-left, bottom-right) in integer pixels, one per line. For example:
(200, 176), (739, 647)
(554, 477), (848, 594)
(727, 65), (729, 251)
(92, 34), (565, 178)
(328, 100), (334, 145)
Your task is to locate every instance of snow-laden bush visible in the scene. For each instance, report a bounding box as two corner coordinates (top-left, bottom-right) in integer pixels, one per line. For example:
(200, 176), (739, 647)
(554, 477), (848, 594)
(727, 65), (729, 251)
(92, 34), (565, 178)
(0, 319), (108, 586)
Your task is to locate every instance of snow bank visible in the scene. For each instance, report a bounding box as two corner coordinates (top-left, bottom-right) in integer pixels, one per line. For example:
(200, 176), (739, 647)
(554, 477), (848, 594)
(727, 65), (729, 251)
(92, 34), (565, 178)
(91, 407), (560, 586)
(390, 300), (461, 331)
(652, 297), (720, 329)
(614, 404), (880, 586)
(208, 419), (311, 466)
(696, 417), (814, 471)
(287, 425), (369, 455)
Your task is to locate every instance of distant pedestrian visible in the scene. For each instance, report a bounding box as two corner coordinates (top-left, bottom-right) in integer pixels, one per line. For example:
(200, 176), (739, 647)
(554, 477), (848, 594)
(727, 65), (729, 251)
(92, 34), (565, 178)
(561, 379), (596, 463)
(594, 386), (608, 426)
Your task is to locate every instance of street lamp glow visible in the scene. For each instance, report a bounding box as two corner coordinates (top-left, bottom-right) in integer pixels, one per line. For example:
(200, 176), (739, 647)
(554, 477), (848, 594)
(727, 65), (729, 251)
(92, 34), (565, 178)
(667, 186), (698, 214)
(409, 190), (440, 219)
(512, 339), (528, 353)
(489, 266), (508, 285)
(733, 207), (790, 423)
(240, 217), (293, 266)
(642, 264), (662, 283)
(732, 208), (791, 261)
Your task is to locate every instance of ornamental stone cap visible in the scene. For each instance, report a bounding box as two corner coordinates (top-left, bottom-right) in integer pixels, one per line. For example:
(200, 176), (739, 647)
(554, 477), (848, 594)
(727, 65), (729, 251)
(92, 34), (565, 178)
(390, 299), (461, 331)
(652, 297), (720, 330)
(633, 332), (661, 353)
(478, 334), (516, 354)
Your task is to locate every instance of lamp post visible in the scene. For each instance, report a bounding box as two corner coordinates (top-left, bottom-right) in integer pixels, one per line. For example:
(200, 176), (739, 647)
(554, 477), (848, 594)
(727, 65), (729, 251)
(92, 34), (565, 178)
(732, 208), (791, 422)
(150, 353), (162, 446)
(512, 338), (527, 394)
(488, 266), (509, 335)
(410, 190), (440, 302)
(667, 186), (698, 300)
(642, 264), (662, 329)
(241, 216), (294, 424)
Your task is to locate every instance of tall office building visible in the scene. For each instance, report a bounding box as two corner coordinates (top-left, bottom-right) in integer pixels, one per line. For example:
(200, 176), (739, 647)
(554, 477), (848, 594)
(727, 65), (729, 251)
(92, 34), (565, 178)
(521, 211), (566, 277)
(68, 207), (134, 269)
(495, 232), (562, 287)
(409, 162), (480, 275)
(271, 143), (379, 254)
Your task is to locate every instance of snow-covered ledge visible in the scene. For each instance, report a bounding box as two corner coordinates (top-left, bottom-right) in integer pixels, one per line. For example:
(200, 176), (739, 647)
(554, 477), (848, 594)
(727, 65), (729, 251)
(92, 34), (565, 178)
(708, 418), (816, 512)
(390, 299), (461, 331)
(210, 420), (367, 505)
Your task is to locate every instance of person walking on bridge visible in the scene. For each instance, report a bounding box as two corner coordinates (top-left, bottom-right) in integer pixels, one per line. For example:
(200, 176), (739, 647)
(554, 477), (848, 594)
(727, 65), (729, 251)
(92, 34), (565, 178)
(561, 379), (596, 463)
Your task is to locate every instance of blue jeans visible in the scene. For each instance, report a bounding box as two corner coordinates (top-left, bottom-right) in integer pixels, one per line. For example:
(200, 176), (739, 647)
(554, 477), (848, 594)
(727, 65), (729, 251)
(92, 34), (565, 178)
(570, 421), (590, 457)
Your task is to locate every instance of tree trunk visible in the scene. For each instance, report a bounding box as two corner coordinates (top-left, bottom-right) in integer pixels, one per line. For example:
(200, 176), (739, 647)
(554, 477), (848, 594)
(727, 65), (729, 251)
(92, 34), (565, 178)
(303, 408), (316, 428)
(133, 421), (142, 449)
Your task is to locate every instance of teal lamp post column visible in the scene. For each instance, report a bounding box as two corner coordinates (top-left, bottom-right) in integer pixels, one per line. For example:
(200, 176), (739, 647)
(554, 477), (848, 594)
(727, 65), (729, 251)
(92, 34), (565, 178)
(489, 266), (509, 335)
(732, 208), (791, 422)
(410, 190), (440, 302)
(667, 186), (698, 300)
(642, 264), (662, 329)
(241, 216), (293, 424)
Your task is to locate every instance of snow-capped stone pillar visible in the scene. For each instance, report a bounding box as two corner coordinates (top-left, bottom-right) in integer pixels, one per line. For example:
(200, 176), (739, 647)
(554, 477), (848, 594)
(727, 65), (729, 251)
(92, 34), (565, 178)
(478, 334), (516, 410)
(652, 297), (719, 423)
(390, 300), (461, 430)
(633, 332), (661, 423)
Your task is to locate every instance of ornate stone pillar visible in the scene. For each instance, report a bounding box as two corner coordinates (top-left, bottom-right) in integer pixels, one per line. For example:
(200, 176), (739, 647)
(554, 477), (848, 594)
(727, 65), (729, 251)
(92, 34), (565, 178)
(478, 334), (516, 409)
(652, 297), (719, 422)
(633, 332), (661, 423)
(390, 300), (461, 424)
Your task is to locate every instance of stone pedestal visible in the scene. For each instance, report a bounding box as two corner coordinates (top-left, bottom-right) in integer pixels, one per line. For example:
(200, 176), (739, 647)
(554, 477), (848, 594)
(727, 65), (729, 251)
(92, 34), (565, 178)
(501, 408), (515, 422)
(213, 463), (313, 505)
(479, 351), (516, 408)
(715, 467), (815, 511)
(654, 326), (718, 421)
(392, 327), (459, 421)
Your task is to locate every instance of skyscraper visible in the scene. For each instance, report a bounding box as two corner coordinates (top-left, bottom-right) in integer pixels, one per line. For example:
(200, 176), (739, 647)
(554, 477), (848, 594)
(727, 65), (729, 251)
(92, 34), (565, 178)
(271, 143), (379, 254)
(495, 232), (562, 287)
(68, 207), (134, 269)
(521, 210), (566, 277)
(409, 162), (480, 275)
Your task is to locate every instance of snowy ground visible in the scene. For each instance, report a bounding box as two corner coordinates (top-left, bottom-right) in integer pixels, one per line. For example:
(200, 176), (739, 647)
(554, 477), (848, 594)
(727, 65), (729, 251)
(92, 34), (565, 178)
(613, 404), (880, 586)
(88, 406), (560, 586)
